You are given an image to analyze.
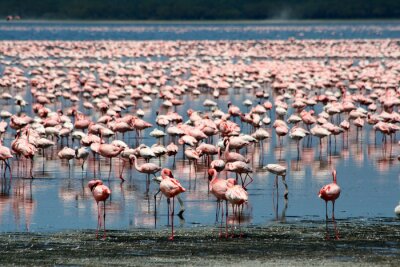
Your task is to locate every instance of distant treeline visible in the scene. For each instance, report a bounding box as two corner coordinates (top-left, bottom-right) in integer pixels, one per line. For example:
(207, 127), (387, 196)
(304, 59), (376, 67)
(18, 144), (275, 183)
(2, 0), (400, 20)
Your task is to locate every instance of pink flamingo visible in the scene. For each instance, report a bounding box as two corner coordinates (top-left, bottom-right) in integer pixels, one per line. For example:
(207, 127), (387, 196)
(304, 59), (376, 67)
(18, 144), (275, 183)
(208, 168), (236, 236)
(129, 154), (161, 192)
(0, 140), (12, 179)
(58, 146), (75, 177)
(159, 168), (186, 240)
(88, 179), (111, 239)
(225, 181), (248, 237)
(319, 169), (341, 220)
(98, 143), (124, 180)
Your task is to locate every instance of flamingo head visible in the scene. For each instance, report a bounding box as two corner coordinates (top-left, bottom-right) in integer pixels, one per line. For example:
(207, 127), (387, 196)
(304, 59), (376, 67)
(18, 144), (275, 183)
(88, 179), (103, 191)
(161, 168), (174, 179)
(227, 178), (237, 186)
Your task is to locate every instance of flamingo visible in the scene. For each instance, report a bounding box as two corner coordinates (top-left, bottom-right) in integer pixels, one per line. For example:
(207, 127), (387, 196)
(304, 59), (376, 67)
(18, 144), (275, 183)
(225, 161), (253, 189)
(159, 168), (186, 240)
(223, 138), (249, 163)
(75, 146), (90, 173)
(263, 164), (288, 199)
(129, 154), (161, 192)
(0, 141), (12, 179)
(208, 168), (236, 235)
(395, 202), (400, 218)
(153, 170), (185, 216)
(98, 143), (124, 180)
(225, 181), (248, 237)
(319, 169), (341, 220)
(88, 179), (111, 239)
(58, 146), (75, 177)
(210, 147), (225, 173)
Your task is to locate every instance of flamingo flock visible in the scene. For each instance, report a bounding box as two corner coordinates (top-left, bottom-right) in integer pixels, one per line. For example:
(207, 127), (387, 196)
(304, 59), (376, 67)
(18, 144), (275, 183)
(0, 39), (399, 240)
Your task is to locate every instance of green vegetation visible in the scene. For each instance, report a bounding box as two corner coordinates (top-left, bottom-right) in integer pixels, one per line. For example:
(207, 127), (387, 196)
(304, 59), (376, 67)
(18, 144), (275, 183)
(1, 0), (400, 20)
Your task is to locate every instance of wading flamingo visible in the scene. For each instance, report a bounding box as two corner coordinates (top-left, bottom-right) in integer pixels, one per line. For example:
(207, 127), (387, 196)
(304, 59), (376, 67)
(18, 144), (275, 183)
(319, 169), (341, 220)
(225, 181), (248, 237)
(159, 168), (186, 240)
(263, 164), (288, 199)
(88, 179), (111, 239)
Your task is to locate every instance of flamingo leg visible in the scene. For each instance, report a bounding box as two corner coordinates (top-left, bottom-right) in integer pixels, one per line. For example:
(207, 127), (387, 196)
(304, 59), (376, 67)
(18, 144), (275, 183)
(30, 157), (34, 179)
(216, 200), (220, 222)
(103, 200), (107, 239)
(96, 202), (100, 239)
(231, 205), (235, 238)
(225, 201), (229, 238)
(167, 198), (170, 226)
(244, 173), (253, 188)
(219, 201), (224, 238)
(325, 201), (328, 221)
(5, 160), (11, 181)
(108, 158), (112, 180)
(169, 197), (175, 240)
(282, 175), (288, 199)
(177, 195), (185, 217)
(239, 204), (243, 238)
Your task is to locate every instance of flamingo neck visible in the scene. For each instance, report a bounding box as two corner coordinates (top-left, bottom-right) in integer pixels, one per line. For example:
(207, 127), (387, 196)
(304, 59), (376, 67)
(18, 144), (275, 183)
(333, 173), (337, 183)
(132, 155), (141, 171)
(224, 141), (230, 158)
(210, 170), (217, 183)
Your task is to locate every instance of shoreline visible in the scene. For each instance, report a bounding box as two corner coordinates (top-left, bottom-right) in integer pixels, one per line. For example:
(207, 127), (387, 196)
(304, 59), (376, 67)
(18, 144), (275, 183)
(1, 219), (399, 266)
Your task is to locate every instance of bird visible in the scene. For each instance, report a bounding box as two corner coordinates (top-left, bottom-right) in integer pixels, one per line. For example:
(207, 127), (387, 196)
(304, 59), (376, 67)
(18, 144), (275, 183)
(208, 168), (236, 236)
(0, 141), (12, 179)
(225, 161), (253, 189)
(88, 179), (111, 239)
(75, 146), (90, 173)
(263, 164), (288, 199)
(98, 143), (124, 180)
(225, 181), (248, 237)
(129, 154), (161, 192)
(159, 168), (186, 240)
(319, 169), (341, 220)
(58, 146), (75, 176)
(395, 202), (400, 218)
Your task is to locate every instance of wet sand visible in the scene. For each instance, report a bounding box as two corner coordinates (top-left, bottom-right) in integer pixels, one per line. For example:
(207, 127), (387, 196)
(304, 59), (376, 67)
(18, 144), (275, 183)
(1, 219), (399, 266)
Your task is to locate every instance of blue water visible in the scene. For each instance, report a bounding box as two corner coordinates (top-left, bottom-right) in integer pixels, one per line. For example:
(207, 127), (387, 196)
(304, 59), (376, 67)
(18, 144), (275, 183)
(0, 21), (400, 40)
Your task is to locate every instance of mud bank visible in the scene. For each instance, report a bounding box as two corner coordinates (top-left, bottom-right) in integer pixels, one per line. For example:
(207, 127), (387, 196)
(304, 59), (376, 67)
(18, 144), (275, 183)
(0, 218), (399, 266)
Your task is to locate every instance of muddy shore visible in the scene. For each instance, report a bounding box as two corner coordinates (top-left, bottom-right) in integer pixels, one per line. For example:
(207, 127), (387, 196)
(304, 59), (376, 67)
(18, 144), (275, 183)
(0, 218), (399, 266)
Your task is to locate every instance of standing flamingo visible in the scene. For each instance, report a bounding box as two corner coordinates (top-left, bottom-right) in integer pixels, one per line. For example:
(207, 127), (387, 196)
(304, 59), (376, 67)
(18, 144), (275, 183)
(0, 141), (12, 179)
(208, 168), (236, 236)
(263, 164), (288, 199)
(225, 182), (248, 237)
(88, 179), (111, 239)
(129, 154), (161, 192)
(319, 169), (341, 220)
(58, 146), (75, 177)
(159, 168), (186, 240)
(395, 202), (400, 217)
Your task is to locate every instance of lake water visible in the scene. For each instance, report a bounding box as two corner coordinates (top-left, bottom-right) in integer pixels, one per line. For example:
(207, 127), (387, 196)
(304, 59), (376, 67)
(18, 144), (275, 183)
(1, 20), (400, 40)
(0, 21), (399, 234)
